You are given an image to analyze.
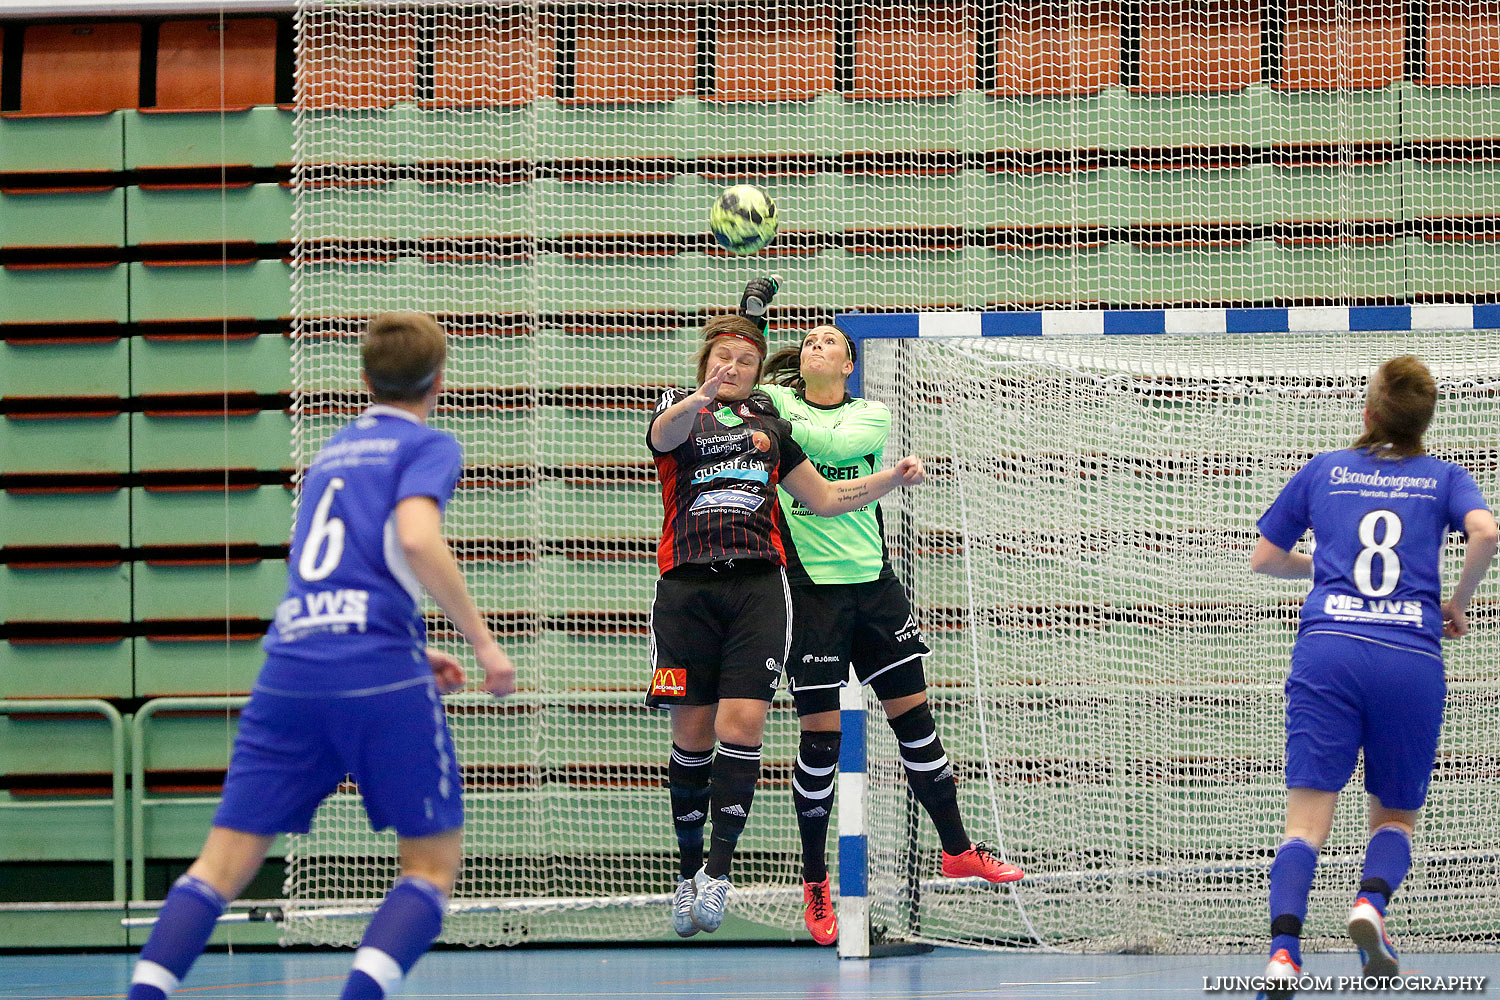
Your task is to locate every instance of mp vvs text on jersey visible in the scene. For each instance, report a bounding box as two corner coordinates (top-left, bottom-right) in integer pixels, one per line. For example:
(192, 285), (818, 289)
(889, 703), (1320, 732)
(273, 589), (372, 638)
(1323, 592), (1423, 626)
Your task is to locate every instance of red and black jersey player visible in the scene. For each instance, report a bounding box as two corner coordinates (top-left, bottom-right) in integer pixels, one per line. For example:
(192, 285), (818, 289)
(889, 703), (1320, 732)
(646, 313), (927, 938)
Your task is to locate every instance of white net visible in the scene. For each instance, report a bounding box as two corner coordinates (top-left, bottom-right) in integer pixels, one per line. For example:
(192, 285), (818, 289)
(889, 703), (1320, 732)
(859, 330), (1500, 953)
(285, 0), (1500, 949)
(285, 3), (817, 947)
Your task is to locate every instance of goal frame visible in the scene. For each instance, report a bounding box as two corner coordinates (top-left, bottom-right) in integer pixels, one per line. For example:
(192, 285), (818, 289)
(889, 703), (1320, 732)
(830, 303), (1499, 958)
(840, 304), (1500, 402)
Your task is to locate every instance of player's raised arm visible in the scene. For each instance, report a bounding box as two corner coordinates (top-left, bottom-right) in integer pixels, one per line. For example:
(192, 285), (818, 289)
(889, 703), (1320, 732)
(650, 363), (733, 452)
(1442, 507), (1499, 637)
(780, 454), (925, 517)
(395, 495), (515, 698)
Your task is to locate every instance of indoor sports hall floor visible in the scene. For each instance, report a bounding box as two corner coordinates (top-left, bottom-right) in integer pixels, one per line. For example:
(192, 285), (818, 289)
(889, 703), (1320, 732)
(0, 946), (1494, 999)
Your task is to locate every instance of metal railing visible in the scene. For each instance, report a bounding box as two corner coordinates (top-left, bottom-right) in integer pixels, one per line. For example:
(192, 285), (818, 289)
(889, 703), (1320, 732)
(129, 695), (248, 901)
(0, 698), (127, 903)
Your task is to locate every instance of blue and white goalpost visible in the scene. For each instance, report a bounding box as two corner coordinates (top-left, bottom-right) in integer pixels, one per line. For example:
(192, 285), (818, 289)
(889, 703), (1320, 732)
(830, 306), (1500, 956)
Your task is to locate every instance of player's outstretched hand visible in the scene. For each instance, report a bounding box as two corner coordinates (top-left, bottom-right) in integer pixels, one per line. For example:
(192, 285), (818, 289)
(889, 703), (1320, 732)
(427, 648), (466, 694)
(477, 642), (517, 699)
(1442, 599), (1469, 638)
(692, 361), (734, 406)
(892, 455), (925, 487)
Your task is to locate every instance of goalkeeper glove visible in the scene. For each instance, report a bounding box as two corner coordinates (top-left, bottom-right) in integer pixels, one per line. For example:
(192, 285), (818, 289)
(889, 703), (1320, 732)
(739, 276), (779, 330)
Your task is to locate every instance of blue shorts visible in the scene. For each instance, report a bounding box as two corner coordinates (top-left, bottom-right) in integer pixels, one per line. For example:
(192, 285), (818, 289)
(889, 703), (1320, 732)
(1285, 631), (1446, 811)
(214, 676), (462, 838)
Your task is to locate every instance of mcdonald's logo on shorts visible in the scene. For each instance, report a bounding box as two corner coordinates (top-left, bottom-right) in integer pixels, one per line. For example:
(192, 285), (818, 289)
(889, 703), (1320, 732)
(650, 667), (687, 698)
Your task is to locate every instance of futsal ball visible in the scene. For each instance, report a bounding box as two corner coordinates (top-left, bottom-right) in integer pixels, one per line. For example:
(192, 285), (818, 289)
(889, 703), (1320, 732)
(710, 185), (778, 255)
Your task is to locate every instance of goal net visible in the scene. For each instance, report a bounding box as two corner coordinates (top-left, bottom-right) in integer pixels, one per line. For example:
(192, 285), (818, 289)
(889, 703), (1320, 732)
(849, 312), (1500, 953)
(285, 0), (1500, 951)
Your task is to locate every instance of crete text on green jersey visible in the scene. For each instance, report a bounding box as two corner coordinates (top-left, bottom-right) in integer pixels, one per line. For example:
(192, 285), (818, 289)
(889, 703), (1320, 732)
(762, 382), (893, 585)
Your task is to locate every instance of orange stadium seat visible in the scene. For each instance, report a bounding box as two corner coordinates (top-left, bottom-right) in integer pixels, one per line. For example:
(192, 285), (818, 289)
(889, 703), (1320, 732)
(18, 23), (141, 115)
(1278, 0), (1402, 89)
(989, 1), (1120, 96)
(710, 3), (836, 101)
(1138, 0), (1260, 93)
(297, 10), (417, 109)
(854, 0), (974, 99)
(566, 7), (695, 103)
(1426, 0), (1500, 85)
(433, 8), (541, 107)
(153, 18), (278, 111)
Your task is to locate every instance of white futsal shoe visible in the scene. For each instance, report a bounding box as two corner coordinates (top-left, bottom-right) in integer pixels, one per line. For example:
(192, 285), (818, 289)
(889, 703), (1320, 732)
(1254, 947), (1301, 1000)
(1348, 897), (1400, 980)
(672, 877), (698, 937)
(689, 866), (731, 933)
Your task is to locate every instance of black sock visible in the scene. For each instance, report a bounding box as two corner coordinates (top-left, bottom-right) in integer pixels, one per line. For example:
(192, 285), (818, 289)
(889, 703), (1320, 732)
(889, 703), (969, 856)
(792, 730), (841, 883)
(704, 741), (761, 879)
(669, 744), (713, 880)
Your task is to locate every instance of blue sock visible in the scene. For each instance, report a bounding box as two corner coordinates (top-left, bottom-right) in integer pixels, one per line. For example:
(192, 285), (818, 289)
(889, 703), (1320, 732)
(128, 875), (227, 1000)
(1268, 837), (1318, 965)
(1359, 825), (1412, 916)
(340, 876), (447, 1000)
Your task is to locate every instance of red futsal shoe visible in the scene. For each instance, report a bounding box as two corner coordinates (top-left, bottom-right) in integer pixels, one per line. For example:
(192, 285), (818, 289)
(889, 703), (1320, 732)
(941, 842), (1024, 883)
(802, 876), (839, 945)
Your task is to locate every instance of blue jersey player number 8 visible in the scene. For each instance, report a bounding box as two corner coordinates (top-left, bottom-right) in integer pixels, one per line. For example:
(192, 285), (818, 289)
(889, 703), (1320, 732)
(1247, 356), (1498, 999)
(1260, 459), (1482, 652)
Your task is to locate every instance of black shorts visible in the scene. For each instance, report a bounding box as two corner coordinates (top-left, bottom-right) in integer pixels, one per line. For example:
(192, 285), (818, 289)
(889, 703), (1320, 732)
(646, 561), (792, 708)
(785, 576), (930, 716)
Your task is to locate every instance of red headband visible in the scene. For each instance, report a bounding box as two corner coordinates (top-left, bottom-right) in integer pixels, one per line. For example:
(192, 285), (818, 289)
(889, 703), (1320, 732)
(711, 333), (766, 358)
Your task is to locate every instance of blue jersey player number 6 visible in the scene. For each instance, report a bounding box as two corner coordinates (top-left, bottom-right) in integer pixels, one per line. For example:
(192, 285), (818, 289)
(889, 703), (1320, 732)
(125, 313), (516, 1000)
(300, 477), (347, 581)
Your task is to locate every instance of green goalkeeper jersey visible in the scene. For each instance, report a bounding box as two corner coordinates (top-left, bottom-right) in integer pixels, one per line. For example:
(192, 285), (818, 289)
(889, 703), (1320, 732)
(761, 382), (893, 586)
